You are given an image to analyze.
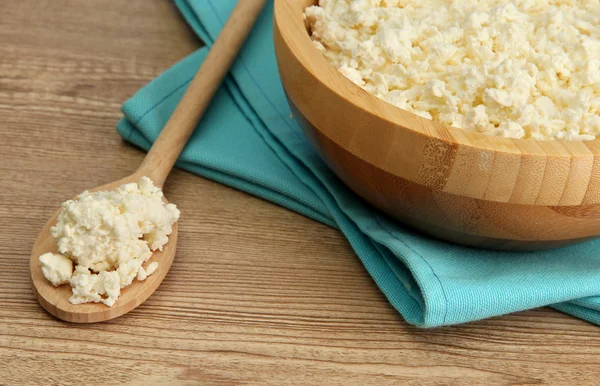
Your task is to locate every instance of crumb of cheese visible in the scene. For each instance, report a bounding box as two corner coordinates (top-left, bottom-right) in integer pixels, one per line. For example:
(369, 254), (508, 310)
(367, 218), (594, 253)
(39, 253), (73, 287)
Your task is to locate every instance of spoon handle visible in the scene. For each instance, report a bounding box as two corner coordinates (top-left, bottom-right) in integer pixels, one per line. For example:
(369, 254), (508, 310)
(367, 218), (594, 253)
(136, 0), (268, 187)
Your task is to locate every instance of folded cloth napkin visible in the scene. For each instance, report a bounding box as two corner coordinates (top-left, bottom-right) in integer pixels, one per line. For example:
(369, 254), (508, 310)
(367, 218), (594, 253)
(117, 0), (600, 327)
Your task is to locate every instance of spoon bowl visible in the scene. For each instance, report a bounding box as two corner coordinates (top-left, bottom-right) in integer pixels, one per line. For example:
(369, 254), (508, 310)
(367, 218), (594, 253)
(30, 176), (178, 323)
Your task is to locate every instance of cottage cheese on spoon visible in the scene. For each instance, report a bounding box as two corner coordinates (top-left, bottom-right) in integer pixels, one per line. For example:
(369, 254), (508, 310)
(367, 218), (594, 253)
(305, 0), (600, 140)
(39, 177), (179, 306)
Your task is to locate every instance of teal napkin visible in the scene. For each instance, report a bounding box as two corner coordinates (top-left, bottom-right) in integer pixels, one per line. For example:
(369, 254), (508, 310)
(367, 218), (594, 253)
(117, 0), (600, 327)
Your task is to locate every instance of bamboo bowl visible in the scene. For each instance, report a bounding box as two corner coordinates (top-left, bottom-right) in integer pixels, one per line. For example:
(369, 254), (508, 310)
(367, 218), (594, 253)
(273, 0), (600, 250)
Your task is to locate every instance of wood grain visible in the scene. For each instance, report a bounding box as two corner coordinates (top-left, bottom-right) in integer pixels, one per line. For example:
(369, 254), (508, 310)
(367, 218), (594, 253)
(2, 0), (600, 384)
(275, 0), (600, 249)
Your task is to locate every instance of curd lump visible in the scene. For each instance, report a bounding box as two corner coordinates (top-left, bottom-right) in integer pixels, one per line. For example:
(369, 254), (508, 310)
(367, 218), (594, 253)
(39, 177), (180, 306)
(305, 0), (600, 140)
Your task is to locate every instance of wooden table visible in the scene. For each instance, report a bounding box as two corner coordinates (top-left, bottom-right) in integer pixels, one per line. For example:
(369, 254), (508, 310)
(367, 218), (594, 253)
(1, 1), (600, 384)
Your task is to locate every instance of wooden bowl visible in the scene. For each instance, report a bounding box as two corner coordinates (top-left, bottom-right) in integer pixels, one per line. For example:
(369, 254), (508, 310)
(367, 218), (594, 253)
(273, 0), (600, 250)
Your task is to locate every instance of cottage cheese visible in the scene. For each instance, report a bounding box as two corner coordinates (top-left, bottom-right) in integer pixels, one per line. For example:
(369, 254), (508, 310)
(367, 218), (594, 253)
(39, 177), (180, 306)
(305, 0), (600, 140)
(39, 253), (73, 287)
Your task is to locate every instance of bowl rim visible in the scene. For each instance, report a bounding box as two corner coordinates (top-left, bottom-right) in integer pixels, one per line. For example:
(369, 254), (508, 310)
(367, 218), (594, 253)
(275, 0), (600, 159)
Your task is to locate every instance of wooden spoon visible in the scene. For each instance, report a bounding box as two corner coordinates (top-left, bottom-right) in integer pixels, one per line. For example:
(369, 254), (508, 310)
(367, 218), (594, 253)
(30, 0), (267, 323)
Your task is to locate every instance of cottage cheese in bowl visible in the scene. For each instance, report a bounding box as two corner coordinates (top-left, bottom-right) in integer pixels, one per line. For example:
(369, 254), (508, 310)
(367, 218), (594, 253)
(305, 0), (600, 140)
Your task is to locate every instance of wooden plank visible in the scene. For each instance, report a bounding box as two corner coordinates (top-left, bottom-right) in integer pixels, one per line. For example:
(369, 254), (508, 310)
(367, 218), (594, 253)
(1, 0), (600, 384)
